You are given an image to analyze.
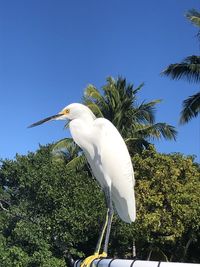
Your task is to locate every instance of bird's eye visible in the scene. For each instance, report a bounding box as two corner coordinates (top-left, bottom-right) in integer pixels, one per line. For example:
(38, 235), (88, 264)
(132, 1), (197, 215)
(64, 109), (70, 114)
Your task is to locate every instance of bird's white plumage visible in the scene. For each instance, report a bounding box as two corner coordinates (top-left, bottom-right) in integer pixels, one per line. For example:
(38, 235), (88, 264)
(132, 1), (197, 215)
(68, 104), (136, 223)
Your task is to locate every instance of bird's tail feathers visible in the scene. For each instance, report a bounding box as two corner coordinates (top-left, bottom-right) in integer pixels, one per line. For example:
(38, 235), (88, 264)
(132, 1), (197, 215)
(112, 190), (136, 223)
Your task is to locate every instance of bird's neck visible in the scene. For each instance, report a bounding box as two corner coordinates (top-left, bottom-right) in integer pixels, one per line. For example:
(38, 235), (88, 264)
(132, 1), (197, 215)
(79, 114), (95, 125)
(69, 116), (94, 150)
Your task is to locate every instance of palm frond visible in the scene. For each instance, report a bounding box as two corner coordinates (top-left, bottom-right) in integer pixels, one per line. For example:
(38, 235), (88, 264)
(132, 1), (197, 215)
(84, 84), (109, 116)
(131, 82), (144, 96)
(84, 101), (104, 117)
(180, 91), (200, 124)
(186, 9), (200, 40)
(103, 79), (120, 109)
(134, 99), (162, 124)
(52, 138), (77, 152)
(152, 123), (177, 140)
(52, 138), (81, 162)
(51, 150), (68, 164)
(51, 138), (88, 171)
(133, 123), (177, 141)
(162, 56), (200, 83)
(186, 9), (200, 27)
(66, 154), (87, 171)
(84, 84), (103, 101)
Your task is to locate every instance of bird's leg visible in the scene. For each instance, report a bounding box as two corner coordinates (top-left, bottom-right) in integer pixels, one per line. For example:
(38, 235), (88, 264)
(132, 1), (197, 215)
(94, 208), (109, 254)
(94, 186), (113, 256)
(103, 210), (113, 254)
(103, 187), (114, 255)
(80, 188), (112, 267)
(80, 209), (109, 267)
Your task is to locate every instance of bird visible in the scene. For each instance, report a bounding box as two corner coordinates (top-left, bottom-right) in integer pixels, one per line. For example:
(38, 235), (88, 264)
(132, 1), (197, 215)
(29, 103), (136, 267)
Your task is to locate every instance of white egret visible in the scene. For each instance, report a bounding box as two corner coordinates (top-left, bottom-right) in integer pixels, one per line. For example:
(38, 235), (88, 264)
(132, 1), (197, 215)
(29, 103), (136, 267)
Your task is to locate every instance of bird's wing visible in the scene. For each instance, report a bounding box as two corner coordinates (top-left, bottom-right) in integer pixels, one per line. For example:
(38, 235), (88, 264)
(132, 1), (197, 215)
(93, 118), (136, 223)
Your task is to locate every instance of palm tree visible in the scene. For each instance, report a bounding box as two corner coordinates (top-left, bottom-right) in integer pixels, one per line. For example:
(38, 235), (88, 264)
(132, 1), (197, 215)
(162, 9), (200, 124)
(52, 138), (87, 170)
(83, 77), (177, 154)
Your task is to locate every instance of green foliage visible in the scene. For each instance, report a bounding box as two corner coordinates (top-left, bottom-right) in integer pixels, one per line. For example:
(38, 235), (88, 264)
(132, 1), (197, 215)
(0, 145), (200, 264)
(0, 145), (105, 266)
(132, 147), (200, 262)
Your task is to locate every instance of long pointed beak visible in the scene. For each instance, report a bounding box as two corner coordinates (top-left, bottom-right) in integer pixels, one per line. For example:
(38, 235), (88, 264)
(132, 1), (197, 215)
(28, 113), (63, 128)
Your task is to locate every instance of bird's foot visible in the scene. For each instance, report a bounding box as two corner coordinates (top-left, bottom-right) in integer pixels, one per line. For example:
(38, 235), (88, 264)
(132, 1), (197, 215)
(80, 252), (107, 267)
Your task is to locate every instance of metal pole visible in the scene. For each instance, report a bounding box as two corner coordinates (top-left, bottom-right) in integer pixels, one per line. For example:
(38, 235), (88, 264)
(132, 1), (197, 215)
(74, 259), (200, 267)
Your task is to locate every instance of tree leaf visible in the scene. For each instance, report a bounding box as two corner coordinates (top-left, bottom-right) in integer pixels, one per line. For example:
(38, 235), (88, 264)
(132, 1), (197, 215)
(180, 92), (200, 124)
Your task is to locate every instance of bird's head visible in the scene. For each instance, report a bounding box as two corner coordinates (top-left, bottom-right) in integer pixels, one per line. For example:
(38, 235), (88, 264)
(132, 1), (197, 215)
(28, 103), (96, 128)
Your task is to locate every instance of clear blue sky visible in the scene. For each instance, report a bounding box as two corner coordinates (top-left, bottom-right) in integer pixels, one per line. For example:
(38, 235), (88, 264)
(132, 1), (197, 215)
(0, 0), (199, 162)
